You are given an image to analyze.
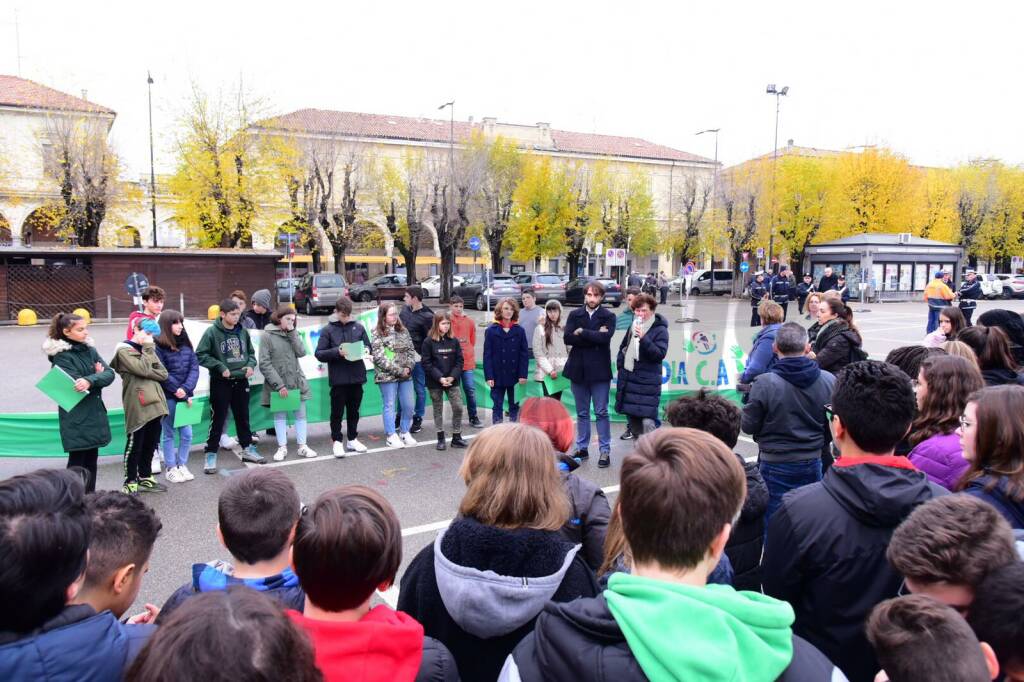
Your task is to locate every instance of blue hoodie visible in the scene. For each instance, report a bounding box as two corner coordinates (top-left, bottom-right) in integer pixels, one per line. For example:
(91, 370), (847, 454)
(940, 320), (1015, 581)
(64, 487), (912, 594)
(156, 560), (305, 624)
(770, 356), (822, 388)
(964, 475), (1024, 529)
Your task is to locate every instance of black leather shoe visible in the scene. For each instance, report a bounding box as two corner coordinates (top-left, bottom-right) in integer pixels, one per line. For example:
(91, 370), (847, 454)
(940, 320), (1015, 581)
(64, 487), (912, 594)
(436, 432), (447, 451)
(411, 417), (423, 434)
(469, 416), (483, 428)
(450, 433), (468, 448)
(575, 449), (590, 461)
(598, 452), (611, 468)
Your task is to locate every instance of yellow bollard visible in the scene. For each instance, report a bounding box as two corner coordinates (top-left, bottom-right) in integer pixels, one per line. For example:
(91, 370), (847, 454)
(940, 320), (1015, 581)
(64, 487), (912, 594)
(17, 309), (38, 326)
(73, 308), (91, 323)
(207, 304), (220, 320)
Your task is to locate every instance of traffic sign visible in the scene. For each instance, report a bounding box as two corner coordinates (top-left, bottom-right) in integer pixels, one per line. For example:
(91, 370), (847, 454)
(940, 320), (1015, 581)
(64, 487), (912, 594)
(125, 272), (150, 296)
(606, 248), (627, 267)
(684, 261), (696, 275)
(756, 247), (765, 259)
(739, 261), (750, 273)
(468, 236), (481, 251)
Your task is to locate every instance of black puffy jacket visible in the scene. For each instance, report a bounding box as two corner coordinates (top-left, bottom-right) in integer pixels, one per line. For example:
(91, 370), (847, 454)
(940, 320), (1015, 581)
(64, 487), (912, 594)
(614, 314), (669, 420)
(421, 336), (463, 389)
(314, 315), (371, 386)
(728, 454), (770, 592)
(812, 319), (864, 374)
(762, 457), (946, 682)
(558, 455), (611, 571)
(400, 303), (436, 353)
(502, 594), (843, 682)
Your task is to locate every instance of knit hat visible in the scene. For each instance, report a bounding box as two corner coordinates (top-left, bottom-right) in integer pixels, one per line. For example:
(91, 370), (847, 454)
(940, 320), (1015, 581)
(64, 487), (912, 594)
(139, 319), (161, 335)
(251, 289), (272, 310)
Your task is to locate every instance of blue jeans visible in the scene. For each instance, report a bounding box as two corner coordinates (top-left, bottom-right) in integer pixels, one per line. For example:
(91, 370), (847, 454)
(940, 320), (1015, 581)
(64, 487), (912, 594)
(490, 384), (519, 423)
(461, 369), (478, 419)
(161, 399), (193, 468)
(760, 457), (822, 527)
(571, 380), (611, 454)
(272, 400), (307, 447)
(380, 380), (415, 435)
(926, 299), (949, 334)
(412, 362), (426, 418)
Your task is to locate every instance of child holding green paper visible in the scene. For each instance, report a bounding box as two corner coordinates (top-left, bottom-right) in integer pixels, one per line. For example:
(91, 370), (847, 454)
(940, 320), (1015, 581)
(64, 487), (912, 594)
(43, 312), (116, 493)
(532, 299), (569, 401)
(315, 296), (370, 457)
(155, 310), (199, 483)
(259, 306), (315, 461)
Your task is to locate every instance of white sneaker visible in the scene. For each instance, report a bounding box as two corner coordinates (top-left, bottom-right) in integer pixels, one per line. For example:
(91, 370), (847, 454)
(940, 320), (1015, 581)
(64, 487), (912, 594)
(151, 454), (162, 474)
(297, 444), (317, 458)
(386, 433), (405, 448)
(333, 440), (347, 458)
(273, 446), (289, 462)
(179, 465), (195, 481)
(346, 438), (368, 453)
(220, 434), (239, 450)
(165, 468), (183, 483)
(401, 432), (417, 447)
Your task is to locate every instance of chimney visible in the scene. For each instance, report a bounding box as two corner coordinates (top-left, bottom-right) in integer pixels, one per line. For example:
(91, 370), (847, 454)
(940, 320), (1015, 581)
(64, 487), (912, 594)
(468, 115), (474, 125)
(537, 122), (552, 147)
(787, 138), (794, 147)
(482, 117), (497, 136)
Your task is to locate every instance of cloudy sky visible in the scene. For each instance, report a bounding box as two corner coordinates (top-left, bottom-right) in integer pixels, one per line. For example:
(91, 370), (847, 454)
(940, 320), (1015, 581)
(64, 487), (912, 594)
(2, 0), (1019, 177)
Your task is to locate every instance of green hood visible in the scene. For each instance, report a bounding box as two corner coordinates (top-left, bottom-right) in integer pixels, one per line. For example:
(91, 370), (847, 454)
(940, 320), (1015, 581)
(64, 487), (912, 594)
(605, 572), (795, 682)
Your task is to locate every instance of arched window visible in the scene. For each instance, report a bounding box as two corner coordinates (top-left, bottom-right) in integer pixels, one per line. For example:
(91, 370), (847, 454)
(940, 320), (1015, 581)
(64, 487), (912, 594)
(117, 226), (142, 248)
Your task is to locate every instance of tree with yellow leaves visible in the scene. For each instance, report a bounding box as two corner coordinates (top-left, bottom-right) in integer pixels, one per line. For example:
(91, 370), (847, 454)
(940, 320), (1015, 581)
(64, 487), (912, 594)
(506, 155), (575, 266)
(827, 149), (922, 236)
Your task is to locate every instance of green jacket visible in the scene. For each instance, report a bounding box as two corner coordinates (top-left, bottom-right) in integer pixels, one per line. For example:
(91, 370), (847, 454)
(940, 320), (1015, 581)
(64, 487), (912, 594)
(195, 318), (257, 380)
(258, 324), (311, 407)
(110, 341), (169, 434)
(43, 337), (115, 452)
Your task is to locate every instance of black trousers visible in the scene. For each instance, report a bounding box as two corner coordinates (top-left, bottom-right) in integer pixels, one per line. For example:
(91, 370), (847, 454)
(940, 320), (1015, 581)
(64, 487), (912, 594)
(659, 287), (669, 304)
(68, 448), (99, 493)
(330, 384), (364, 441)
(124, 418), (161, 484)
(962, 306), (975, 326)
(540, 380), (563, 402)
(205, 377), (253, 453)
(751, 308), (761, 327)
(797, 295), (808, 314)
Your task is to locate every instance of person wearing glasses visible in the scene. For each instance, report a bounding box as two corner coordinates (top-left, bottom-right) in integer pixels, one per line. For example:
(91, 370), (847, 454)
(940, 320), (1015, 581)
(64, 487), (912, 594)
(762, 361), (945, 682)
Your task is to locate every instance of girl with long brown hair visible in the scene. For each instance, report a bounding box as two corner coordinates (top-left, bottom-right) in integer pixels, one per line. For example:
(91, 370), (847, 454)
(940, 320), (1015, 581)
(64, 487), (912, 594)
(420, 311), (467, 450)
(155, 310), (200, 481)
(532, 300), (568, 400)
(809, 293), (865, 373)
(907, 355), (984, 489)
(370, 302), (419, 448)
(956, 385), (1024, 528)
(958, 325), (1024, 387)
(922, 305), (967, 348)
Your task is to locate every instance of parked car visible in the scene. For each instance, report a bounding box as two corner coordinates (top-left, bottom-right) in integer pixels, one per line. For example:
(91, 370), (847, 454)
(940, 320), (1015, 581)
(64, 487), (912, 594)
(452, 273), (522, 310)
(420, 274), (465, 298)
(348, 273), (407, 302)
(979, 273), (1023, 299)
(563, 276), (622, 307)
(293, 272), (350, 315)
(276, 277), (301, 303)
(513, 272), (566, 302)
(687, 269), (734, 296)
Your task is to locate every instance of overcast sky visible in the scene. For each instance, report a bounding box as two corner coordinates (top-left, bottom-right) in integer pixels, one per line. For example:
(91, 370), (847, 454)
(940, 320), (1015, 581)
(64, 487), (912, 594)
(3, 0), (1020, 178)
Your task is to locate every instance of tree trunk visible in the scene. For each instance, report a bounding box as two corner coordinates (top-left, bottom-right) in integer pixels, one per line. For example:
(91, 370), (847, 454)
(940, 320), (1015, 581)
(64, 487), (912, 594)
(440, 246), (457, 303)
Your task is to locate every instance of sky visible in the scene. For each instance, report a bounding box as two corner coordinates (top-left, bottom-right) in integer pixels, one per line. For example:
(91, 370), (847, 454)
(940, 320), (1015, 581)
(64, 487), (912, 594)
(2, 0), (1021, 178)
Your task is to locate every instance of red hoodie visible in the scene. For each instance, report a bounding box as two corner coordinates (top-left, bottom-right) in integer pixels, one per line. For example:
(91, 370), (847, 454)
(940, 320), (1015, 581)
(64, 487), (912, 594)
(450, 312), (476, 370)
(288, 605), (425, 682)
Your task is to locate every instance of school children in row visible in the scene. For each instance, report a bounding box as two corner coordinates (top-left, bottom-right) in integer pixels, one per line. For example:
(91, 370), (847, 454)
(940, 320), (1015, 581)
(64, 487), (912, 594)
(44, 312), (116, 493)
(315, 297), (371, 456)
(155, 311), (199, 483)
(259, 305), (316, 461)
(483, 297), (529, 423)
(421, 312), (468, 450)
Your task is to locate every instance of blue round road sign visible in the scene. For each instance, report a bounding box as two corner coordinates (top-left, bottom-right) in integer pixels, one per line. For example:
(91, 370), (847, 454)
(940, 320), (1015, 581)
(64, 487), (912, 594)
(739, 261), (750, 273)
(125, 272), (150, 296)
(468, 236), (481, 251)
(684, 261), (695, 275)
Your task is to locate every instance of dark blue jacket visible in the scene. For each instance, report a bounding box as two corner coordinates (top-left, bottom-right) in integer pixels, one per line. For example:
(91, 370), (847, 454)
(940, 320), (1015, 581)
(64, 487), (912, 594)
(157, 562), (305, 625)
(314, 315), (371, 386)
(614, 314), (669, 420)
(0, 604), (153, 681)
(740, 323), (781, 384)
(769, 275), (792, 302)
(483, 323), (530, 387)
(563, 306), (617, 384)
(963, 475), (1024, 529)
(749, 280), (767, 308)
(155, 342), (200, 399)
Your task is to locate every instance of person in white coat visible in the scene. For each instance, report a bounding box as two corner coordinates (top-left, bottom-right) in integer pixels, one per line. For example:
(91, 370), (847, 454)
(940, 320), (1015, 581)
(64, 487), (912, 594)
(533, 300), (569, 401)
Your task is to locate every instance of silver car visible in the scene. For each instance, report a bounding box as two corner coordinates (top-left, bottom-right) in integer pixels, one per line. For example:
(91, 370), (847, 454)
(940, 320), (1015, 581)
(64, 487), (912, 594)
(453, 273), (523, 310)
(687, 269), (733, 295)
(294, 272), (350, 315)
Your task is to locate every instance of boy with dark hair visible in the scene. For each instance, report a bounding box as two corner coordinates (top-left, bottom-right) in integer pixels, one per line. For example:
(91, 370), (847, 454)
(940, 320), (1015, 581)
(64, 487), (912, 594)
(196, 298), (264, 472)
(967, 561), (1024, 682)
(243, 288), (273, 330)
(0, 469), (152, 679)
(288, 485), (458, 681)
(157, 468), (303, 623)
(503, 428), (841, 681)
(125, 285), (165, 340)
(400, 285), (434, 434)
(73, 492), (163, 622)
(316, 296), (371, 457)
(867, 595), (998, 682)
(664, 389), (770, 591)
(763, 360), (946, 682)
(887, 495), (1016, 612)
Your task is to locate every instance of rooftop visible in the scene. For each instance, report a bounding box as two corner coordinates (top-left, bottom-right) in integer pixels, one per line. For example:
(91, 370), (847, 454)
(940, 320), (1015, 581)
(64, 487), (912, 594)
(260, 109), (714, 164)
(811, 233), (959, 248)
(0, 75), (115, 116)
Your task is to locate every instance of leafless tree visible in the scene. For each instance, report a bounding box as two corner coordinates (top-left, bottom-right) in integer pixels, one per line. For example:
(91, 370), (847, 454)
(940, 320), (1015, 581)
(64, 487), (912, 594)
(429, 147), (488, 301)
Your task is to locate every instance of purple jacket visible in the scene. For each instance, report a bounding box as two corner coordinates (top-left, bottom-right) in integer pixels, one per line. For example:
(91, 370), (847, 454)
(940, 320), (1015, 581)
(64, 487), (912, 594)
(909, 432), (970, 490)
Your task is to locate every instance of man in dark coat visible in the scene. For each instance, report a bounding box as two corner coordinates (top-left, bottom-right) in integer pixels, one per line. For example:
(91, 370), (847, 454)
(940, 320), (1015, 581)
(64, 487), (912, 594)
(769, 265), (793, 320)
(564, 281), (616, 467)
(763, 361), (946, 682)
(818, 267), (839, 293)
(399, 285), (434, 434)
(749, 273), (767, 327)
(957, 269), (982, 325)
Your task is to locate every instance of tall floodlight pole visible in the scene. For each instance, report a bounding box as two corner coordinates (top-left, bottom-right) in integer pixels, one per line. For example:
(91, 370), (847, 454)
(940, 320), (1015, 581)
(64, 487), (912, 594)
(438, 100), (455, 292)
(765, 84), (788, 272)
(147, 71), (158, 248)
(696, 128), (720, 292)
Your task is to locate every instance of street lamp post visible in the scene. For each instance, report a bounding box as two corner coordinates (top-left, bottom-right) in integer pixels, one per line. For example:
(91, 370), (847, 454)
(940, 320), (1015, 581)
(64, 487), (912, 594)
(766, 84), (789, 272)
(437, 100), (455, 295)
(147, 71), (158, 248)
(696, 128), (720, 293)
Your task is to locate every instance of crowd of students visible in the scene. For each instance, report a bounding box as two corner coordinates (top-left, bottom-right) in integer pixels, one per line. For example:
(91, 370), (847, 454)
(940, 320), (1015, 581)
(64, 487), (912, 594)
(13, 275), (1024, 680)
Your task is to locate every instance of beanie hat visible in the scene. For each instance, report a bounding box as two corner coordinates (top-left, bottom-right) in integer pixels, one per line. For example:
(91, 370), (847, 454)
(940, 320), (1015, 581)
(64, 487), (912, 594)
(251, 289), (272, 310)
(139, 319), (161, 335)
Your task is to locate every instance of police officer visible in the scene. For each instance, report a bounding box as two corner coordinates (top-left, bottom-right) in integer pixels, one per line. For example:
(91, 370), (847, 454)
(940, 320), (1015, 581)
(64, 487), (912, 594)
(769, 265), (793, 321)
(958, 269), (982, 326)
(749, 272), (767, 327)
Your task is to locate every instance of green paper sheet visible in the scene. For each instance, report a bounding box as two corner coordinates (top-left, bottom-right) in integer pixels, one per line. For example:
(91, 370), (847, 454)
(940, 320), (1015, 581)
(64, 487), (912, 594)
(340, 341), (364, 360)
(270, 389), (302, 413)
(36, 366), (87, 412)
(384, 348), (395, 362)
(542, 373), (572, 395)
(173, 401), (203, 428)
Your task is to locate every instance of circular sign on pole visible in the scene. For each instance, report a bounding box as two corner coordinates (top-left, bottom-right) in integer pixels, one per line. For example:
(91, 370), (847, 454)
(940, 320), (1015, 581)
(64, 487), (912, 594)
(684, 261), (696, 275)
(739, 261), (750, 273)
(468, 236), (481, 251)
(756, 247), (765, 259)
(125, 272), (150, 296)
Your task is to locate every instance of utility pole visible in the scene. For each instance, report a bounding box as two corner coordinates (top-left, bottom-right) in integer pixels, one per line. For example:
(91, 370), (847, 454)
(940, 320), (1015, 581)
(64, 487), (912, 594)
(147, 71), (158, 248)
(696, 128), (720, 292)
(766, 84), (789, 272)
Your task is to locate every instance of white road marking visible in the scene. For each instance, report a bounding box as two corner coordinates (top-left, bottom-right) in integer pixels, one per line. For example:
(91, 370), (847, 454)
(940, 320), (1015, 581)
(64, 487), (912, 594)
(246, 433), (481, 468)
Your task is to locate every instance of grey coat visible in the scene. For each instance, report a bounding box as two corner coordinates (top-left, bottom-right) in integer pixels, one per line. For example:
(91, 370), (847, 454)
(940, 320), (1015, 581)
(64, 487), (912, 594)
(258, 324), (311, 407)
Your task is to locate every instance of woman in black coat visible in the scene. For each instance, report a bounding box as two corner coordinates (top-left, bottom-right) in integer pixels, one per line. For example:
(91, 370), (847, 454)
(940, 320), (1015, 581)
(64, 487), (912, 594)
(809, 294), (865, 374)
(614, 294), (669, 436)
